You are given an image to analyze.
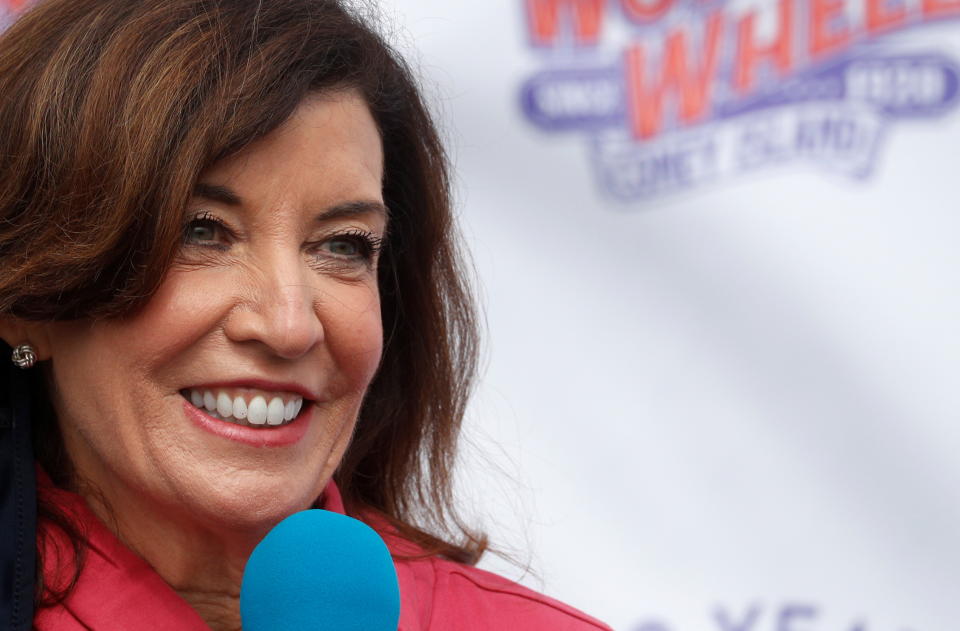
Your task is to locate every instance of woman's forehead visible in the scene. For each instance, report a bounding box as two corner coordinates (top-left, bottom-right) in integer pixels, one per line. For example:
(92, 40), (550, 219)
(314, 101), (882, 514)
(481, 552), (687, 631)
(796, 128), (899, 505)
(194, 91), (385, 221)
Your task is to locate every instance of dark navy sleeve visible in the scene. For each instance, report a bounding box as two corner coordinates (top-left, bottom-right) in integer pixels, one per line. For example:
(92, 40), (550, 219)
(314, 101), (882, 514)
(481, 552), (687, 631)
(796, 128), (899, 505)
(0, 340), (36, 631)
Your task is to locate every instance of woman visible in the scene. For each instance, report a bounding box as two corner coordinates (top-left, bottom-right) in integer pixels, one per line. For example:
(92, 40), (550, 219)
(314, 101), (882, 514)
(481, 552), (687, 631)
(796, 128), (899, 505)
(0, 0), (610, 629)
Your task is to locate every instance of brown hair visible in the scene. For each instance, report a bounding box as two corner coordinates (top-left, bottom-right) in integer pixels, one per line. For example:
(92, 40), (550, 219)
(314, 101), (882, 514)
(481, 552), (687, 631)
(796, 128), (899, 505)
(0, 0), (485, 608)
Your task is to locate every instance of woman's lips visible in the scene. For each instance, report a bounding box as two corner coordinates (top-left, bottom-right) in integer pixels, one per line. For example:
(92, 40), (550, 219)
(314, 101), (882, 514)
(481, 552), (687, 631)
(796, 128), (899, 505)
(181, 395), (312, 447)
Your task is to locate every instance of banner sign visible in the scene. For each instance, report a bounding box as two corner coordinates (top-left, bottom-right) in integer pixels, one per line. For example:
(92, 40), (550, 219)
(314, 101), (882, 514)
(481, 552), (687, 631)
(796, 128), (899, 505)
(636, 601), (921, 631)
(520, 0), (960, 200)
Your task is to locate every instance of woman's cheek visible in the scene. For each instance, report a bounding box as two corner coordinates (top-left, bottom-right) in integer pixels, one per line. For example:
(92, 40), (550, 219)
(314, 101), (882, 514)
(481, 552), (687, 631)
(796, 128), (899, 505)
(133, 266), (240, 338)
(323, 284), (384, 387)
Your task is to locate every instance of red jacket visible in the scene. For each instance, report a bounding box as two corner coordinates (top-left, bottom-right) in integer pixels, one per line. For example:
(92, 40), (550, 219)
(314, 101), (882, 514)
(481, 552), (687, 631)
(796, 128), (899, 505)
(34, 469), (610, 630)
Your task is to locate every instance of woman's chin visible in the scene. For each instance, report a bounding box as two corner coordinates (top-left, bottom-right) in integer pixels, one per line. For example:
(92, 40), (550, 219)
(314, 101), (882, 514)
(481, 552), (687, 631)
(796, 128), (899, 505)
(173, 475), (325, 537)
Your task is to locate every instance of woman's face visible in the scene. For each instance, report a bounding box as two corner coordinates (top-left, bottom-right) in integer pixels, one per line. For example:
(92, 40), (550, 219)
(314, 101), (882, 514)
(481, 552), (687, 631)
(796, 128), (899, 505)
(38, 91), (386, 534)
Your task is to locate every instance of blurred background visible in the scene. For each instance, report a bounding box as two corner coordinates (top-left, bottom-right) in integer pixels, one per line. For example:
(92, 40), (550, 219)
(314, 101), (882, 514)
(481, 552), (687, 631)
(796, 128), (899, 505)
(374, 1), (960, 630)
(5, 0), (958, 629)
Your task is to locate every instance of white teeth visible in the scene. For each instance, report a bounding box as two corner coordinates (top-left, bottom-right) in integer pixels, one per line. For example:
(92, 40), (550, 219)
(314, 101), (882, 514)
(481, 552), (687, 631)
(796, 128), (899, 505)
(216, 392), (233, 418)
(267, 397), (285, 425)
(247, 396), (268, 425)
(203, 391), (217, 412)
(232, 396), (247, 420)
(185, 389), (304, 428)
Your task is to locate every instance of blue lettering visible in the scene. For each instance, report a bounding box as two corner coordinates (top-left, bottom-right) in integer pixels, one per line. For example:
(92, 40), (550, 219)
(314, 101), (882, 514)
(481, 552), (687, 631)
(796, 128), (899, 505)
(714, 603), (762, 631)
(777, 604), (817, 631)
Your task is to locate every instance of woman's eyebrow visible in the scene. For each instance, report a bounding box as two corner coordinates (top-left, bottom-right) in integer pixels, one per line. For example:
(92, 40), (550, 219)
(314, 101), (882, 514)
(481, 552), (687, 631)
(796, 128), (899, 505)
(194, 182), (388, 221)
(318, 200), (390, 222)
(194, 182), (243, 206)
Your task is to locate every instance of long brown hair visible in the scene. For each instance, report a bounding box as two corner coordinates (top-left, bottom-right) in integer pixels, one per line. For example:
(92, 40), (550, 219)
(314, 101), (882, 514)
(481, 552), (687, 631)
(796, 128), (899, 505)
(0, 0), (485, 608)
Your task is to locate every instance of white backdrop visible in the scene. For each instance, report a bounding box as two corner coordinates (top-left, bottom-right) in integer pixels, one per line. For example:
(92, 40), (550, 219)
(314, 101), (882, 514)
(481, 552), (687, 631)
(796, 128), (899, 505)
(379, 2), (960, 630)
(2, 0), (955, 629)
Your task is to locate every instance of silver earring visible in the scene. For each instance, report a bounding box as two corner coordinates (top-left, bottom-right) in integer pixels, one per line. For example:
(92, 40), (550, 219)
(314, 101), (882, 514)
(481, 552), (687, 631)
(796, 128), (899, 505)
(11, 344), (37, 369)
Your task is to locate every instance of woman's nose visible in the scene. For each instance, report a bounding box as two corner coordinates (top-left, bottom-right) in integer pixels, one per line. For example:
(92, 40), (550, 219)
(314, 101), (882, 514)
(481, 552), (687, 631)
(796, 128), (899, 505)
(223, 263), (324, 360)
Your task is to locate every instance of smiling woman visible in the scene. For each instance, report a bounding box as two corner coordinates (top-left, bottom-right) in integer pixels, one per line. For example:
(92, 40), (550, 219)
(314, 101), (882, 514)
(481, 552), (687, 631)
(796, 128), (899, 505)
(41, 92), (388, 545)
(0, 1), (610, 630)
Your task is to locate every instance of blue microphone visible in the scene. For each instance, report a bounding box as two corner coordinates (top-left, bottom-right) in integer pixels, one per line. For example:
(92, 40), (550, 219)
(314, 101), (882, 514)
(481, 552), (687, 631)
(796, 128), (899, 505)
(240, 509), (400, 631)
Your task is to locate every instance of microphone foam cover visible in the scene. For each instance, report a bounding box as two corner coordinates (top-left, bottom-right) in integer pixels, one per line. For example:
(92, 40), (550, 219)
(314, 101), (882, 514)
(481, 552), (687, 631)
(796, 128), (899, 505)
(240, 509), (400, 631)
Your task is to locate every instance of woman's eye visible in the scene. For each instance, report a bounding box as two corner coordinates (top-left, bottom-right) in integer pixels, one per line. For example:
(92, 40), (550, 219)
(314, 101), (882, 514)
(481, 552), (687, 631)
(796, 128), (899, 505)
(186, 222), (216, 242)
(323, 238), (362, 257)
(183, 214), (228, 246)
(311, 231), (382, 270)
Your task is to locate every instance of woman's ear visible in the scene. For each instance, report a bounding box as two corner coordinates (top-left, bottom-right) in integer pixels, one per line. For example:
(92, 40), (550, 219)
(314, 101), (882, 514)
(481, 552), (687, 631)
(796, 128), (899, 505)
(0, 316), (53, 362)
